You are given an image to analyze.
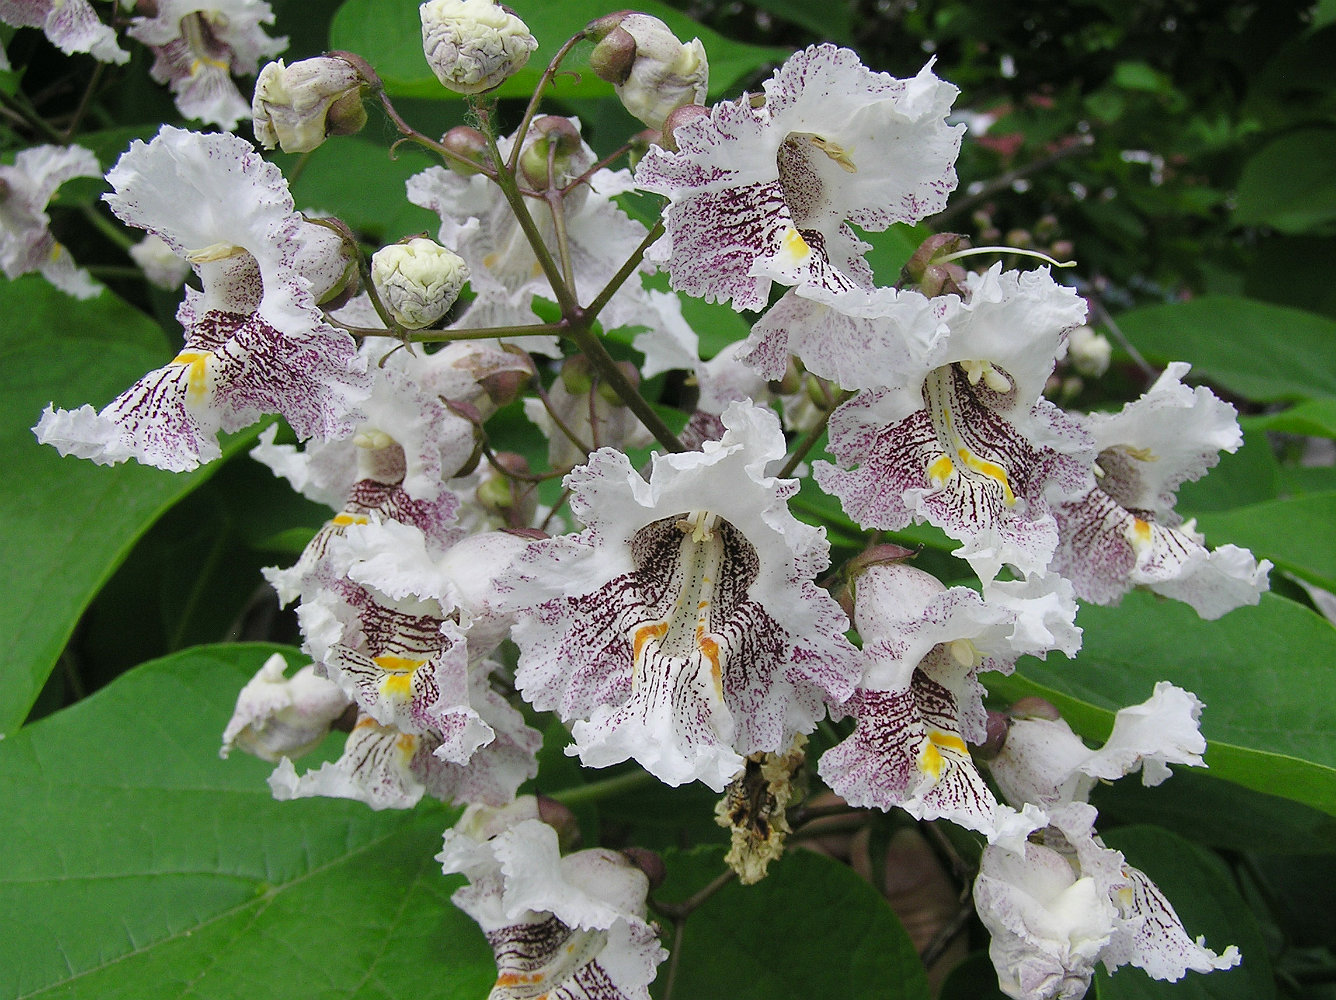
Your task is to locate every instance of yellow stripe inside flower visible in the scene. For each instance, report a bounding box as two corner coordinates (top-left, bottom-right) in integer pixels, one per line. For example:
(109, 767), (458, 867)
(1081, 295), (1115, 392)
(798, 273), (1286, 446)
(780, 227), (811, 261)
(331, 513), (370, 527)
(373, 655), (427, 699)
(170, 351), (213, 402)
(923, 366), (1018, 506)
(957, 448), (1016, 505)
(919, 730), (969, 781)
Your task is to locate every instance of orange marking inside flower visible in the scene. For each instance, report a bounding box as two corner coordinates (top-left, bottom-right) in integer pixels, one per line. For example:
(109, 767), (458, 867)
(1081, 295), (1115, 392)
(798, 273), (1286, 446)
(495, 971), (545, 987)
(696, 628), (723, 694)
(633, 623), (668, 661)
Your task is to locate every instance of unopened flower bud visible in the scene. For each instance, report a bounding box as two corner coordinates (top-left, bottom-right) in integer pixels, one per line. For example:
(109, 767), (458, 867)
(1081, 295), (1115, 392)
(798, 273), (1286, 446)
(588, 12), (708, 130)
(518, 116), (584, 189)
(587, 24), (637, 83)
(420, 0), (537, 95)
(252, 56), (368, 154)
(974, 710), (1011, 760)
(558, 354), (595, 395)
(1065, 324), (1111, 378)
(536, 795), (583, 852)
(659, 101), (710, 151)
(1008, 696), (1063, 722)
(621, 847), (667, 891)
(441, 125), (491, 174)
(370, 237), (470, 329)
(901, 232), (969, 297)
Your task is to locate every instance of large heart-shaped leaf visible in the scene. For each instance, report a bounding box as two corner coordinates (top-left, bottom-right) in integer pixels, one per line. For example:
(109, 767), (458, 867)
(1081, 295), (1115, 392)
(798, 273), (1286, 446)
(990, 591), (1336, 817)
(0, 277), (238, 733)
(0, 642), (495, 1000)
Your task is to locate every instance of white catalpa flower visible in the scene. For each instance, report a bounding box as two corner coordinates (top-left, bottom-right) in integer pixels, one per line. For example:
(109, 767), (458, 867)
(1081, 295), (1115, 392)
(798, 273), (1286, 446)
(975, 801), (1240, 1000)
(0, 0), (128, 63)
(439, 800), (667, 1000)
(220, 654), (350, 762)
(815, 265), (1093, 582)
(407, 118), (654, 355)
(819, 561), (1074, 847)
(988, 681), (1210, 812)
(974, 686), (1238, 999)
(1052, 363), (1270, 619)
(127, 0), (287, 128)
(635, 45), (963, 310)
(503, 401), (861, 791)
(34, 127), (370, 473)
(0, 143), (102, 298)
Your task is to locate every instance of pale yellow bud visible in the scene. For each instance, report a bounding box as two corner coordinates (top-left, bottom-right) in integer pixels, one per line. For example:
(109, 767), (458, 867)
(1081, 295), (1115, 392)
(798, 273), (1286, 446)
(371, 238), (470, 329)
(252, 56), (368, 154)
(598, 13), (708, 130)
(420, 0), (538, 95)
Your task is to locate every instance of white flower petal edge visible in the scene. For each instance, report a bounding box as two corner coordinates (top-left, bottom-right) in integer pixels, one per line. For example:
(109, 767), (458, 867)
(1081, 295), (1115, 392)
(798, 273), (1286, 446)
(635, 45), (962, 310)
(439, 804), (666, 1000)
(504, 400), (860, 790)
(0, 0), (129, 63)
(35, 127), (370, 472)
(1053, 363), (1270, 618)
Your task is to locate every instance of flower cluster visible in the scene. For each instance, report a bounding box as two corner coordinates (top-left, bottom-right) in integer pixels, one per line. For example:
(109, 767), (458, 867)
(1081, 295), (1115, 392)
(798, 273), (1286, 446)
(23, 9), (1272, 1000)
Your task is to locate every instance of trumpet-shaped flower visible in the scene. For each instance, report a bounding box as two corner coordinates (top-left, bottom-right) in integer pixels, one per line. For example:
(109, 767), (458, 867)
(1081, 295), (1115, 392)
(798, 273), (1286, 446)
(127, 0), (286, 128)
(815, 265), (1092, 582)
(1052, 363), (1270, 618)
(34, 127), (369, 472)
(503, 401), (860, 790)
(635, 45), (963, 310)
(0, 143), (103, 298)
(439, 799), (666, 999)
(819, 562), (1075, 846)
(974, 685), (1238, 998)
(0, 0), (128, 63)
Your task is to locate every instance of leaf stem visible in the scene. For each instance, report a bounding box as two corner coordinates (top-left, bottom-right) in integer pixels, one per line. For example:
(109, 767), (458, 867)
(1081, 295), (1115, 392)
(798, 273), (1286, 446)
(548, 767), (658, 806)
(506, 31), (590, 174)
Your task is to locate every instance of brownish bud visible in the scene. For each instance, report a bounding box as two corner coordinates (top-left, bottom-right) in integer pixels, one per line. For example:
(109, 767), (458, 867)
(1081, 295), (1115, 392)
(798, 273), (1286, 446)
(659, 102), (710, 152)
(1008, 696), (1063, 722)
(441, 125), (492, 175)
(620, 847), (667, 891)
(588, 25), (637, 84)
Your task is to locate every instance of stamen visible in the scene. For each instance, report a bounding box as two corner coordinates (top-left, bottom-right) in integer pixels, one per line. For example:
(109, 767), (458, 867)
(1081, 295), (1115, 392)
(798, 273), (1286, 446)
(185, 242), (247, 264)
(353, 429), (396, 450)
(809, 135), (857, 173)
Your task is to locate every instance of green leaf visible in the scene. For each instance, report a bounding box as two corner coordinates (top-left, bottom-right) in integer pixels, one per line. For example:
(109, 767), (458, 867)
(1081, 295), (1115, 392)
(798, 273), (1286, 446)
(1091, 767), (1336, 856)
(279, 137), (440, 244)
(1114, 297), (1336, 401)
(0, 277), (237, 734)
(1095, 827), (1274, 1000)
(989, 591), (1336, 817)
(331, 0), (788, 101)
(939, 952), (1009, 1000)
(1235, 128), (1336, 234)
(1172, 430), (1281, 513)
(0, 642), (495, 1000)
(1244, 397), (1336, 438)
(1195, 493), (1336, 593)
(656, 847), (931, 1000)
